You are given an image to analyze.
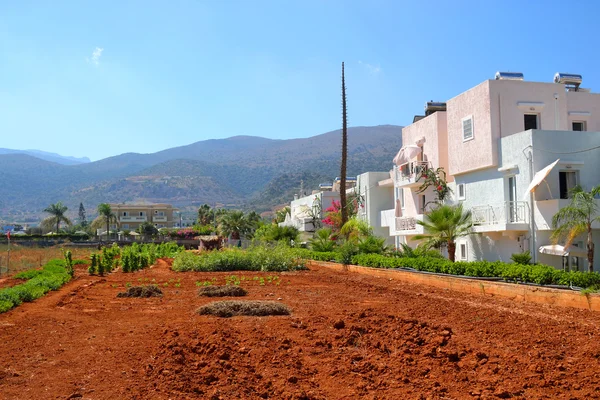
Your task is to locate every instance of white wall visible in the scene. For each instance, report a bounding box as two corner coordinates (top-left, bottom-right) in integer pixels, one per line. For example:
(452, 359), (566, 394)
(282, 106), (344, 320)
(356, 172), (394, 245)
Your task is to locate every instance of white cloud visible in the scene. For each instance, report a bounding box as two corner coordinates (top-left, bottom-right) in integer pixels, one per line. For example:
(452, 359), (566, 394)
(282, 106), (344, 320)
(358, 60), (381, 75)
(86, 47), (104, 66)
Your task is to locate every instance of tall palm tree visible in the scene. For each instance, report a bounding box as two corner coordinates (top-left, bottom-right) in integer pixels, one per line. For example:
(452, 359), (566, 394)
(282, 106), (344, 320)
(551, 184), (600, 272)
(218, 211), (251, 241)
(414, 204), (472, 262)
(92, 203), (117, 240)
(42, 202), (72, 233)
(340, 61), (349, 227)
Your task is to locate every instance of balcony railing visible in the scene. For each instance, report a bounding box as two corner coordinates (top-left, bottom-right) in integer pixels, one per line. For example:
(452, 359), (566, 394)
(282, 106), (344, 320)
(395, 216), (417, 231)
(119, 216), (147, 222)
(471, 201), (529, 226)
(153, 216), (168, 222)
(394, 161), (431, 187)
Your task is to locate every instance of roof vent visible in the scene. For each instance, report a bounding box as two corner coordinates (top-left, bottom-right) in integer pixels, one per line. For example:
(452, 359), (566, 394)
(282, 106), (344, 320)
(554, 73), (583, 91)
(424, 101), (446, 116)
(495, 71), (524, 81)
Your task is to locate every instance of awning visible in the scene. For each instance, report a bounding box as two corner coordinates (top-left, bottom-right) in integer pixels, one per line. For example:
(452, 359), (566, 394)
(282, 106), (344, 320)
(393, 145), (422, 167)
(523, 159), (560, 200)
(539, 244), (587, 257)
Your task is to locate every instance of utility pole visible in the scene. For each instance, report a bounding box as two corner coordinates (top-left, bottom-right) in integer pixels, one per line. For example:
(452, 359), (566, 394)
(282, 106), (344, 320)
(300, 180), (304, 197)
(6, 230), (10, 275)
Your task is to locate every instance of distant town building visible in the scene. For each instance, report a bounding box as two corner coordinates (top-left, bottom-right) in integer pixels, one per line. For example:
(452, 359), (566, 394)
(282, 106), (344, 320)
(109, 203), (178, 231)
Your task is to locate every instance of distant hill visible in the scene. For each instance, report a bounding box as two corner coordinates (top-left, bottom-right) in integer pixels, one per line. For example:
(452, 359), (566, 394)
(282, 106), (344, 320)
(0, 148), (90, 165)
(0, 125), (402, 221)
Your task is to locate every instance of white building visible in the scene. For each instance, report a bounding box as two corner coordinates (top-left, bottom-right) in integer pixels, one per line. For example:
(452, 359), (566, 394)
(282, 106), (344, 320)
(384, 72), (600, 270)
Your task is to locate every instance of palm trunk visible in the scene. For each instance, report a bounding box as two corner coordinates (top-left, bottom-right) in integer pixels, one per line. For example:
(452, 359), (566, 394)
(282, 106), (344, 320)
(448, 240), (456, 262)
(56, 220), (60, 234)
(340, 62), (348, 228)
(107, 219), (110, 241)
(588, 226), (594, 273)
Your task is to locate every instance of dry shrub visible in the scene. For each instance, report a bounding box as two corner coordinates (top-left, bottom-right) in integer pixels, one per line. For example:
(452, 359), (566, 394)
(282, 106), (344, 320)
(198, 285), (248, 297)
(198, 300), (291, 318)
(117, 285), (163, 298)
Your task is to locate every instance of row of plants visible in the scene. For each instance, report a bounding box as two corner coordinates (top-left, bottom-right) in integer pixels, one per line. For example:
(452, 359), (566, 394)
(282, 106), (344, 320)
(172, 245), (306, 272)
(88, 242), (184, 275)
(305, 252), (600, 289)
(0, 259), (73, 313)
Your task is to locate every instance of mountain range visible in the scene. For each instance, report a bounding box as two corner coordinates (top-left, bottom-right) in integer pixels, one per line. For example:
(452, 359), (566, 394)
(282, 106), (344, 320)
(0, 148), (90, 165)
(0, 125), (402, 222)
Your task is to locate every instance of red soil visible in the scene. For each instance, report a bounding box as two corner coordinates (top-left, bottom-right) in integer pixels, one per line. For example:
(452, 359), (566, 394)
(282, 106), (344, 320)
(1, 259), (600, 399)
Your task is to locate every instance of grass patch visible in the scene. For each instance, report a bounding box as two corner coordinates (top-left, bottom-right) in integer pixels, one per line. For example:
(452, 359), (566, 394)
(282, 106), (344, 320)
(116, 285), (163, 298)
(198, 285), (248, 297)
(198, 300), (291, 317)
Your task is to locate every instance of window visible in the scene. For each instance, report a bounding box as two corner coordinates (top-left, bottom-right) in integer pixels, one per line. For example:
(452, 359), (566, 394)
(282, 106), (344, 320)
(457, 183), (466, 200)
(524, 114), (539, 130)
(419, 195), (426, 213)
(572, 121), (586, 131)
(559, 171), (578, 199)
(154, 210), (158, 214)
(123, 224), (129, 229)
(139, 212), (144, 217)
(462, 116), (473, 141)
(460, 243), (467, 260)
(395, 187), (405, 208)
(122, 211), (128, 217)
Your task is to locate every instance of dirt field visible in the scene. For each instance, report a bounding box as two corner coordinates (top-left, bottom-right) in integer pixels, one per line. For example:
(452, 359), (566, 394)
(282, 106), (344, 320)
(1, 258), (600, 399)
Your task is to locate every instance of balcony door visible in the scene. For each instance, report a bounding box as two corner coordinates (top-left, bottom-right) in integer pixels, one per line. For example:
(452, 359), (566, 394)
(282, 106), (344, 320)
(507, 176), (517, 222)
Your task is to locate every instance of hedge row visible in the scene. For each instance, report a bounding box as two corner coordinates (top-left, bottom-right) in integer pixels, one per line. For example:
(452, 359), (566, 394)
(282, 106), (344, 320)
(172, 246), (306, 272)
(0, 260), (72, 313)
(347, 253), (600, 289)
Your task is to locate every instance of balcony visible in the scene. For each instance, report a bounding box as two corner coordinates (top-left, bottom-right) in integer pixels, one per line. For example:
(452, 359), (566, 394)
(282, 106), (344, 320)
(394, 161), (430, 188)
(153, 216), (168, 222)
(471, 201), (529, 233)
(119, 216), (147, 223)
(536, 198), (600, 231)
(381, 209), (424, 236)
(395, 214), (425, 235)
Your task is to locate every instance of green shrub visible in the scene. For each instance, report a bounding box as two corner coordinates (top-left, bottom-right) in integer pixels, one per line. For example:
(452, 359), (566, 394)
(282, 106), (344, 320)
(336, 241), (358, 265)
(0, 259), (72, 314)
(172, 245), (305, 272)
(357, 235), (387, 255)
(510, 251), (532, 265)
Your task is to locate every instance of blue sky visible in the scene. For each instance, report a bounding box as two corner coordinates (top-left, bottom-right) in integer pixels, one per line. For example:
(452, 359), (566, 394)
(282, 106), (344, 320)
(1, 0), (599, 161)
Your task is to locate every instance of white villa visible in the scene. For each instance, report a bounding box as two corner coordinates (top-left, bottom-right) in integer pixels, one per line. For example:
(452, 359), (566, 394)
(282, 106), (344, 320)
(280, 71), (599, 271)
(384, 72), (600, 270)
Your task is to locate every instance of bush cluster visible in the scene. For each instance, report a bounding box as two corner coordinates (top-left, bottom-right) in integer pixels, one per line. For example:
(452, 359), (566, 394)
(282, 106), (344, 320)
(343, 253), (600, 289)
(172, 245), (306, 272)
(88, 243), (121, 276)
(0, 260), (71, 313)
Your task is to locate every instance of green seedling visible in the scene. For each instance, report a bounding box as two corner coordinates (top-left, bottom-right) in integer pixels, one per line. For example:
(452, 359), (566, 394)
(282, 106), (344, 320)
(125, 282), (132, 288)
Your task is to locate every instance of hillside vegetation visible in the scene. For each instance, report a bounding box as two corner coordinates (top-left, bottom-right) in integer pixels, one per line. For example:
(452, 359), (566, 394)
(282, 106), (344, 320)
(0, 125), (402, 220)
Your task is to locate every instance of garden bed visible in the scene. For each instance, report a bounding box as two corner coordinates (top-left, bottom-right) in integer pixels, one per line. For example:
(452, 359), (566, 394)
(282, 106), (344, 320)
(1, 258), (600, 399)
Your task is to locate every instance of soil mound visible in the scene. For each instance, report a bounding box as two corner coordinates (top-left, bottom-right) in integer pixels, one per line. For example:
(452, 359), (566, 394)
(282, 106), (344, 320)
(116, 285), (163, 298)
(198, 285), (248, 297)
(198, 300), (290, 317)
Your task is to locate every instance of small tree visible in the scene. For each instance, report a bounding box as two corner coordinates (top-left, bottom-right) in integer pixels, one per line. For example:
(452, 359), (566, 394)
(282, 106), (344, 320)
(197, 204), (214, 226)
(42, 202), (72, 233)
(414, 203), (472, 262)
(92, 203), (117, 240)
(78, 202), (88, 227)
(551, 184), (600, 272)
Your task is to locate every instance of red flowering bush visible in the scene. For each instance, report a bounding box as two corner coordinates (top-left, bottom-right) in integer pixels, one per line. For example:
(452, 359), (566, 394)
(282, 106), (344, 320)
(322, 200), (343, 232)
